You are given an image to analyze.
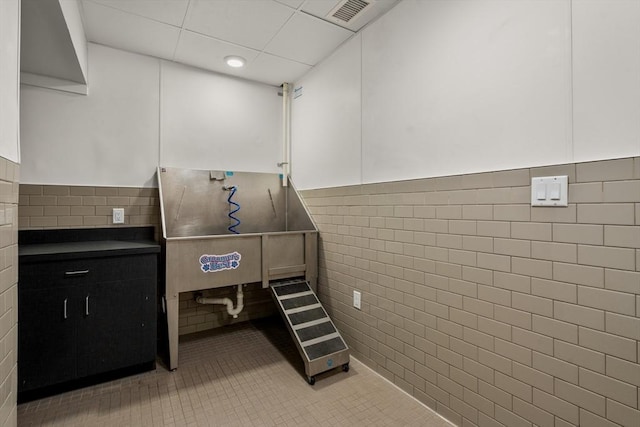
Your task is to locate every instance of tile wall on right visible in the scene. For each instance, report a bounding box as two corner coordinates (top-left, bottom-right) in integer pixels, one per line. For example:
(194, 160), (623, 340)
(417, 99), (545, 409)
(300, 156), (640, 427)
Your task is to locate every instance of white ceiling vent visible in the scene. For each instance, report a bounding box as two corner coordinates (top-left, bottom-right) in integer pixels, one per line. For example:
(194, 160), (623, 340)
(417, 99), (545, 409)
(328, 0), (372, 24)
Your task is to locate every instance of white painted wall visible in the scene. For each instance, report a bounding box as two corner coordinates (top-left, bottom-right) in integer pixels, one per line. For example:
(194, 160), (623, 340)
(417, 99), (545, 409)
(21, 44), (160, 187)
(291, 34), (362, 190)
(0, 0), (21, 163)
(20, 43), (284, 186)
(572, 0), (640, 161)
(20, 1), (640, 189)
(160, 61), (282, 173)
(362, 0), (572, 184)
(292, 0), (640, 189)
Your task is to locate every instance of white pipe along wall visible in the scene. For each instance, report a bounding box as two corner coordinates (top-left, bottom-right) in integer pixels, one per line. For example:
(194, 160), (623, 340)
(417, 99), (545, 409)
(281, 82), (290, 187)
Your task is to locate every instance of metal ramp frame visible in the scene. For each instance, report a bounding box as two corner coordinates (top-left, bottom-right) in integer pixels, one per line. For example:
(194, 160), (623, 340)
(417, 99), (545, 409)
(270, 279), (349, 385)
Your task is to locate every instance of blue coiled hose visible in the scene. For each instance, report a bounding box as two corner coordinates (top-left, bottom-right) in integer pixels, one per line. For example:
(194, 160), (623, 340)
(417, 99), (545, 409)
(226, 186), (241, 234)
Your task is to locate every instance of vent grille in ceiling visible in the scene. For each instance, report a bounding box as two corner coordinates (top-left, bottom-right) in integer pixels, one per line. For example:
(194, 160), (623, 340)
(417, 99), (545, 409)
(330, 0), (371, 23)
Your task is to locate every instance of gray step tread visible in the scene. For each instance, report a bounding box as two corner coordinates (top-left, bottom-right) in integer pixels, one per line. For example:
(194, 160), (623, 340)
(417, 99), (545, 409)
(304, 336), (347, 361)
(296, 320), (336, 343)
(271, 280), (349, 364)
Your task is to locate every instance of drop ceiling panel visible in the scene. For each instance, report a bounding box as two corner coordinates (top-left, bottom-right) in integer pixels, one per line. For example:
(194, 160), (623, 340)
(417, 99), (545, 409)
(301, 0), (342, 18)
(243, 53), (312, 86)
(275, 0), (305, 9)
(174, 30), (260, 79)
(86, 0), (189, 27)
(69, 0), (401, 87)
(265, 12), (353, 65)
(184, 0), (295, 50)
(82, 1), (180, 61)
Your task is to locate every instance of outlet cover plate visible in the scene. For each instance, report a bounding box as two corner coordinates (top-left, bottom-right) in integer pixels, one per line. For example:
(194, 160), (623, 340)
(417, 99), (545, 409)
(353, 290), (361, 310)
(112, 208), (125, 224)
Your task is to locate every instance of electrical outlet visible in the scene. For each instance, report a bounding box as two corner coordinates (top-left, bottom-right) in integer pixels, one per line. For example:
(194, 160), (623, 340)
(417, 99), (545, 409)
(353, 290), (361, 310)
(112, 208), (125, 224)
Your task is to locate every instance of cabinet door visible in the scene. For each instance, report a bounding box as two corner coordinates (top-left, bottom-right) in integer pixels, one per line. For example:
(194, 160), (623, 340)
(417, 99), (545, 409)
(77, 278), (156, 377)
(18, 286), (79, 392)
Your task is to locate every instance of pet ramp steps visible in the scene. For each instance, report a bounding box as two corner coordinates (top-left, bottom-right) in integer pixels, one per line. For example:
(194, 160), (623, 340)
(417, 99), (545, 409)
(270, 279), (350, 385)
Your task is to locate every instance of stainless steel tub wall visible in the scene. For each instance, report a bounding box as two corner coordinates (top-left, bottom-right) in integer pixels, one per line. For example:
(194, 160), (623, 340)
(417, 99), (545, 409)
(165, 232), (317, 293)
(157, 167), (318, 370)
(159, 167), (315, 237)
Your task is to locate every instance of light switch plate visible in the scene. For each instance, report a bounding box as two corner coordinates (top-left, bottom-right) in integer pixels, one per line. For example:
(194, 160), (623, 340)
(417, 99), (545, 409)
(531, 176), (568, 207)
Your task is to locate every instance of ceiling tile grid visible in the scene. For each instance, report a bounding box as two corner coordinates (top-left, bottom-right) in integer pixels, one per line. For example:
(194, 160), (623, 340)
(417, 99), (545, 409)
(88, 0), (190, 27)
(264, 11), (353, 65)
(243, 53), (313, 87)
(80, 0), (398, 86)
(183, 0), (295, 51)
(82, 1), (181, 62)
(274, 0), (305, 9)
(173, 30), (261, 78)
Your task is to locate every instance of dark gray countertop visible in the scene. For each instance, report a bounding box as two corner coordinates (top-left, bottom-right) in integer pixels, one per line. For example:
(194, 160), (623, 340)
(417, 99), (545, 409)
(20, 240), (160, 256)
(18, 227), (161, 262)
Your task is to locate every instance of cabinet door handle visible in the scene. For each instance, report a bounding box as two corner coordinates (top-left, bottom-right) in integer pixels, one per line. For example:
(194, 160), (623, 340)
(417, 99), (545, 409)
(63, 298), (68, 319)
(85, 296), (90, 316)
(65, 270), (89, 276)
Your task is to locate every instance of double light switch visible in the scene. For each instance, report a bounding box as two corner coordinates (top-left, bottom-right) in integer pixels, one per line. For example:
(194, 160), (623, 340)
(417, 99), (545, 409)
(531, 176), (568, 207)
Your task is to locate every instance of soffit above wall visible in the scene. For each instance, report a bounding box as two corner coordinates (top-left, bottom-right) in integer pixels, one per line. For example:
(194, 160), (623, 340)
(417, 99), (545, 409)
(21, 0), (87, 84)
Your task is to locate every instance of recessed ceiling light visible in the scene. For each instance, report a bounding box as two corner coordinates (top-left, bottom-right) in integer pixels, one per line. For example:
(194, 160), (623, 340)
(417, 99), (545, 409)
(224, 56), (246, 68)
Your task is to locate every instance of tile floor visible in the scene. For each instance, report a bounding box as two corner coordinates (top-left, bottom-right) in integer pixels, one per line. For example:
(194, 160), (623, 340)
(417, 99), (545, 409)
(18, 317), (453, 426)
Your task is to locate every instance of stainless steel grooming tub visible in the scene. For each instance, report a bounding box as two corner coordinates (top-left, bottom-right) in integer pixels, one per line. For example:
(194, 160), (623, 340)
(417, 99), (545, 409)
(158, 167), (318, 370)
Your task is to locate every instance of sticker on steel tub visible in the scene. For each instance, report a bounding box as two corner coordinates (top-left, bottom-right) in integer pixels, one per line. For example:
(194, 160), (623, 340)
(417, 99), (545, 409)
(199, 252), (241, 273)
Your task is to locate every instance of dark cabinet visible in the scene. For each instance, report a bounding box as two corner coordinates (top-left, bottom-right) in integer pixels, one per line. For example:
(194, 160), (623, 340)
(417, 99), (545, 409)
(76, 277), (156, 378)
(18, 231), (159, 398)
(19, 285), (79, 391)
